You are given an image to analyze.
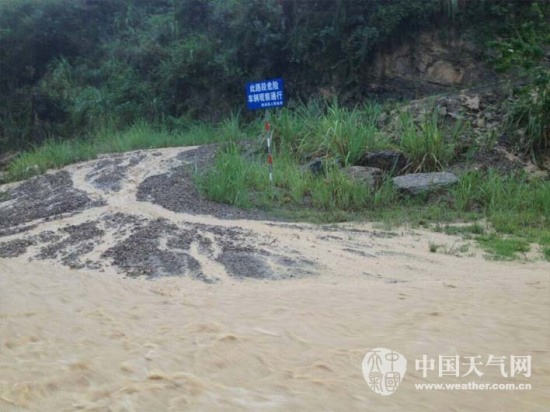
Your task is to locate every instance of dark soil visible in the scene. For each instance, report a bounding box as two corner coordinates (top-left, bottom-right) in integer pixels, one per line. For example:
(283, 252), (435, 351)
(218, 252), (274, 279)
(0, 148), (315, 281)
(0, 239), (35, 258)
(101, 218), (205, 279)
(0, 171), (105, 235)
(85, 153), (146, 192)
(136, 145), (279, 221)
(36, 221), (105, 269)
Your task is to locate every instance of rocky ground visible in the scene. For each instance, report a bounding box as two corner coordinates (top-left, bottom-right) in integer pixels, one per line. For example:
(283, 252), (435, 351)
(0, 146), (324, 281)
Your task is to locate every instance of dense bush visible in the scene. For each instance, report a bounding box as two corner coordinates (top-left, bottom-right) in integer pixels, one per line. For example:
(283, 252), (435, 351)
(0, 0), (548, 150)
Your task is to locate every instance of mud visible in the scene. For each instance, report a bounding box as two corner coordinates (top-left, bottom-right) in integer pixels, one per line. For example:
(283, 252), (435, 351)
(137, 146), (276, 221)
(0, 146), (549, 411)
(0, 171), (104, 234)
(86, 154), (146, 192)
(0, 239), (34, 258)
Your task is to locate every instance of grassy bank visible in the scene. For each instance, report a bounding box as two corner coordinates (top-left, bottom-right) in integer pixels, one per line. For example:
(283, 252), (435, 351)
(198, 143), (550, 259)
(5, 117), (249, 181)
(196, 102), (550, 261)
(3, 101), (550, 261)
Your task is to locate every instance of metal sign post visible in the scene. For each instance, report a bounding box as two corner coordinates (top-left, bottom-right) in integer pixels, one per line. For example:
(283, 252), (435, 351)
(245, 78), (284, 184)
(265, 118), (273, 182)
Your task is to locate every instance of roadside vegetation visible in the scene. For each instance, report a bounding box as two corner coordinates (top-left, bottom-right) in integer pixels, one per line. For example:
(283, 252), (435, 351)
(7, 95), (548, 261)
(5, 118), (250, 180)
(195, 101), (550, 261)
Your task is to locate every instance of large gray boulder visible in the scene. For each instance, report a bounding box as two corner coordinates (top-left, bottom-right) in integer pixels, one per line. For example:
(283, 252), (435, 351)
(342, 166), (383, 190)
(392, 172), (459, 195)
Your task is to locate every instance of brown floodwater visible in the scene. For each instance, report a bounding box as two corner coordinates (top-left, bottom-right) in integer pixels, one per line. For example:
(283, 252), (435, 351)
(1, 251), (549, 411)
(0, 148), (549, 411)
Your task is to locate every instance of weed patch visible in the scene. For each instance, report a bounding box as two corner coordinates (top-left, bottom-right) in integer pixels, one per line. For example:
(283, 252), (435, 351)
(478, 234), (531, 260)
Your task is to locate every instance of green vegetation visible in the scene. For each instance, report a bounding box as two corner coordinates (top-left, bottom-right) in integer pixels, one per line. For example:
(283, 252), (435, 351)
(486, 1), (550, 159)
(508, 68), (550, 158)
(196, 100), (550, 260)
(0, 0), (448, 149)
(1, 0), (548, 153)
(6, 119), (246, 181)
(398, 111), (458, 172)
(477, 235), (531, 261)
(270, 102), (389, 163)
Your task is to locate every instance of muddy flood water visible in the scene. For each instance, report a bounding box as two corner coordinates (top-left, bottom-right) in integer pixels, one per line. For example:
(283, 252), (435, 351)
(1, 147), (549, 411)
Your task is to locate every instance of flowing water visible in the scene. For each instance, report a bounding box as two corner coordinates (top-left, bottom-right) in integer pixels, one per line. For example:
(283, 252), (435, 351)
(0, 148), (549, 411)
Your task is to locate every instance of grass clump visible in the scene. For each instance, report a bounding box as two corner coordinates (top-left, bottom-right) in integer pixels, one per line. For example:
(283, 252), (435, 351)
(478, 234), (531, 260)
(197, 143), (375, 220)
(270, 101), (390, 164)
(398, 111), (457, 172)
(508, 68), (550, 158)
(197, 144), (265, 209)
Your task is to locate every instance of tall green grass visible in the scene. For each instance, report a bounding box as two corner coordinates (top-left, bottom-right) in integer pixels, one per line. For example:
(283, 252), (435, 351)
(270, 101), (389, 164)
(6, 119), (246, 182)
(398, 111), (457, 172)
(196, 142), (376, 218)
(199, 141), (550, 258)
(509, 68), (550, 158)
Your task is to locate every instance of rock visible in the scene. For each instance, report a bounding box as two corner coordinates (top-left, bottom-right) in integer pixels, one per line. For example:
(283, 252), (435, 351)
(392, 172), (459, 195)
(301, 157), (340, 176)
(426, 60), (464, 85)
(342, 166), (383, 190)
(0, 152), (18, 169)
(357, 151), (408, 173)
(461, 94), (480, 111)
(303, 158), (324, 175)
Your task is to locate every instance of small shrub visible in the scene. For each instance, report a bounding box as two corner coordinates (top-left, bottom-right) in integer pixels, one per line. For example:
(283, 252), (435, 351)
(508, 68), (550, 158)
(398, 111), (455, 172)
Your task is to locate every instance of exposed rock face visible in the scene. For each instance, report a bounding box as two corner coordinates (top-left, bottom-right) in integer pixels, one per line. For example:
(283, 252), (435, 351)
(357, 151), (408, 173)
(392, 172), (459, 195)
(368, 30), (496, 97)
(342, 166), (383, 190)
